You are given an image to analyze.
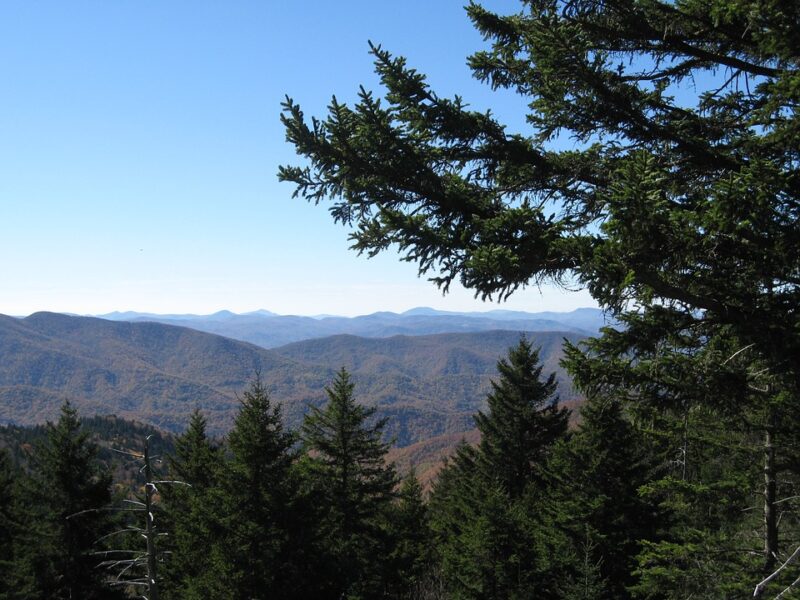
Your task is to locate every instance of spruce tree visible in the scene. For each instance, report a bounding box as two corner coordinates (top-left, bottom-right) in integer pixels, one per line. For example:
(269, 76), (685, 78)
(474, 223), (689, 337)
(431, 456), (562, 600)
(428, 444), (481, 597)
(474, 336), (569, 497)
(300, 367), (398, 599)
(222, 376), (300, 600)
(628, 404), (781, 599)
(385, 472), (433, 598)
(169, 408), (221, 488)
(160, 409), (228, 600)
(280, 5), (800, 591)
(16, 401), (119, 599)
(279, 0), (800, 403)
(549, 395), (661, 599)
(566, 324), (800, 597)
(0, 449), (17, 600)
(430, 341), (570, 599)
(561, 527), (608, 600)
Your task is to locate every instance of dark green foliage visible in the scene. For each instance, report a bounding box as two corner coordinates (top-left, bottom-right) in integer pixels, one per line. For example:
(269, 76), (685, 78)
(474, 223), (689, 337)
(474, 336), (569, 497)
(431, 447), (566, 600)
(222, 376), (304, 599)
(0, 449), (17, 599)
(549, 396), (662, 599)
(301, 367), (399, 599)
(168, 410), (220, 489)
(0, 449), (13, 545)
(14, 402), (120, 599)
(160, 409), (228, 599)
(280, 0), (799, 398)
(385, 473), (433, 597)
(566, 325), (800, 597)
(629, 405), (798, 599)
(561, 527), (608, 600)
(0, 414), (174, 491)
(281, 1), (799, 594)
(430, 341), (570, 599)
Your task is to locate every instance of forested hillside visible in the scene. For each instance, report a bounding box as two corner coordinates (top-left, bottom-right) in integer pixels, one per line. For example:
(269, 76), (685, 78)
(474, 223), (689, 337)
(0, 414), (174, 490)
(2, 0), (797, 595)
(0, 312), (324, 434)
(0, 312), (581, 446)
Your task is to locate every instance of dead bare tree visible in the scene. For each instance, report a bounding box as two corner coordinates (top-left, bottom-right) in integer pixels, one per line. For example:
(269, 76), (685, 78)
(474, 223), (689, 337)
(72, 434), (189, 600)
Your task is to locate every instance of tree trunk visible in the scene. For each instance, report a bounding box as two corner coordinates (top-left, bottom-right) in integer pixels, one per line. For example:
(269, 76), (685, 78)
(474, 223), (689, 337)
(764, 421), (778, 573)
(144, 437), (160, 600)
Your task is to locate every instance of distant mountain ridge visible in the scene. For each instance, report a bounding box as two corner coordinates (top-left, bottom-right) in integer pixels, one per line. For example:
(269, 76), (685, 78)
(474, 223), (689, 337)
(96, 306), (609, 349)
(0, 312), (585, 447)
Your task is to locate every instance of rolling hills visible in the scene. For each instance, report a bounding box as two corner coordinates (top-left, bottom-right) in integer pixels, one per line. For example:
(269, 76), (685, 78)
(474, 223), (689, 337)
(0, 312), (325, 434)
(0, 312), (586, 447)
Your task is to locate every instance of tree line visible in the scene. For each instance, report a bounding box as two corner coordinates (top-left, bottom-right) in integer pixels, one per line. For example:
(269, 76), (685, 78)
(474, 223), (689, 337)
(2, 333), (798, 598)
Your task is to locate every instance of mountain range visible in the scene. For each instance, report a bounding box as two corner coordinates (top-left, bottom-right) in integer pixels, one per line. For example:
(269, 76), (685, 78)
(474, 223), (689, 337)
(96, 306), (609, 348)
(0, 310), (590, 447)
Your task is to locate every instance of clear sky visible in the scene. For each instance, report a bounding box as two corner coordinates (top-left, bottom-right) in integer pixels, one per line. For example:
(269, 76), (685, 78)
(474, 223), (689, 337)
(1, 0), (596, 317)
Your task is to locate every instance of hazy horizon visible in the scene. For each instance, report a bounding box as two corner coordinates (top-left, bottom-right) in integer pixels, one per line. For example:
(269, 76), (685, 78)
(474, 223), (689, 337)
(6, 302), (602, 320)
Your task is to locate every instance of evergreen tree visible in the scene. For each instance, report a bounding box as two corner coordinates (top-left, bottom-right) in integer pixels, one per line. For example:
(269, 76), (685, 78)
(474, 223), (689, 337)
(0, 449), (17, 600)
(561, 527), (608, 600)
(280, 4), (800, 592)
(301, 367), (398, 599)
(474, 336), (568, 497)
(15, 401), (119, 599)
(160, 409), (228, 600)
(168, 408), (221, 488)
(567, 324), (800, 597)
(428, 444), (480, 597)
(430, 341), (570, 599)
(431, 453), (563, 600)
(222, 376), (301, 600)
(548, 395), (661, 599)
(280, 0), (800, 402)
(628, 404), (785, 599)
(385, 472), (433, 598)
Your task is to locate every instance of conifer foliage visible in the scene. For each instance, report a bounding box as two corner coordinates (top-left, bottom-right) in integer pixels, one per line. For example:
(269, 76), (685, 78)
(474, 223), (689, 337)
(17, 402), (119, 599)
(474, 336), (569, 497)
(301, 367), (398, 599)
(0, 449), (17, 599)
(160, 409), (226, 599)
(4, 339), (796, 597)
(279, 0), (800, 403)
(221, 376), (303, 599)
(550, 395), (661, 599)
(431, 338), (570, 599)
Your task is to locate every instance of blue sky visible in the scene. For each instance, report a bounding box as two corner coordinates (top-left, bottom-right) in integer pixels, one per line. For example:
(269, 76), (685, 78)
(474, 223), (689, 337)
(1, 0), (595, 317)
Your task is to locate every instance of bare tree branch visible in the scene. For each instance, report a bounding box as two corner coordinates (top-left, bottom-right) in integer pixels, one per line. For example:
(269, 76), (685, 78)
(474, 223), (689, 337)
(754, 544), (800, 598)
